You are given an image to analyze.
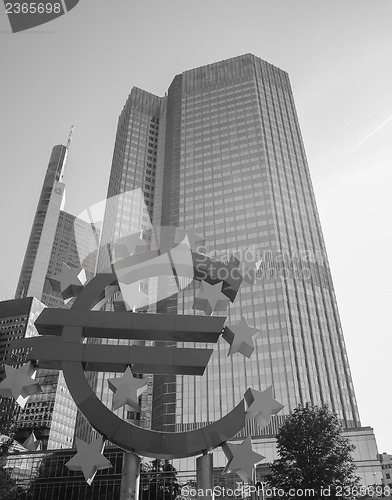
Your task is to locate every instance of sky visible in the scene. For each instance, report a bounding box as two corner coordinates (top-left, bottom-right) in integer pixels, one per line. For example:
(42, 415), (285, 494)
(0, 0), (391, 456)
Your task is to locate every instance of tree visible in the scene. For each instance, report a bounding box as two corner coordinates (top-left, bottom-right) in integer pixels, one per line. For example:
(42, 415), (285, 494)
(0, 468), (18, 500)
(268, 403), (359, 499)
(0, 418), (17, 500)
(160, 460), (180, 500)
(141, 459), (180, 500)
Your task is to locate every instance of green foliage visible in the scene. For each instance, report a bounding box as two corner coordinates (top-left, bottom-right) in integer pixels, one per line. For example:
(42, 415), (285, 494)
(269, 403), (359, 500)
(0, 415), (16, 459)
(141, 459), (180, 500)
(0, 437), (13, 463)
(0, 467), (18, 500)
(0, 421), (17, 500)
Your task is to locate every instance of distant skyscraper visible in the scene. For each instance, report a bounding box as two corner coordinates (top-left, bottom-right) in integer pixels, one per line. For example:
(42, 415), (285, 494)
(78, 54), (379, 480)
(16, 144), (68, 303)
(41, 210), (99, 308)
(12, 134), (99, 449)
(16, 129), (98, 309)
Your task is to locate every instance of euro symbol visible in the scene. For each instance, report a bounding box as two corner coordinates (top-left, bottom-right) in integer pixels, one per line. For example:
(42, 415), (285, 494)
(14, 229), (246, 459)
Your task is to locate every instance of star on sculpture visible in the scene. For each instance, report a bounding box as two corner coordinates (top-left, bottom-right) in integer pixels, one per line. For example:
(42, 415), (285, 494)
(236, 248), (262, 285)
(175, 226), (205, 250)
(0, 362), (42, 409)
(223, 316), (260, 358)
(226, 254), (241, 274)
(244, 386), (284, 428)
(222, 436), (265, 482)
(193, 281), (230, 315)
(23, 431), (41, 451)
(108, 366), (147, 411)
(65, 437), (112, 485)
(48, 263), (86, 301)
(118, 282), (149, 311)
(114, 231), (148, 259)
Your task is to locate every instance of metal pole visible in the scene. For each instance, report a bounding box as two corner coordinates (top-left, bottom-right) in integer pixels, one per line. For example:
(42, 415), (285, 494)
(250, 467), (257, 500)
(120, 451), (141, 500)
(196, 453), (214, 500)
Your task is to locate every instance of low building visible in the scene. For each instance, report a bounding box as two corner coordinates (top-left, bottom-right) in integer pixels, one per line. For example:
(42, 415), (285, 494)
(0, 297), (45, 434)
(173, 426), (381, 488)
(3, 429), (384, 500)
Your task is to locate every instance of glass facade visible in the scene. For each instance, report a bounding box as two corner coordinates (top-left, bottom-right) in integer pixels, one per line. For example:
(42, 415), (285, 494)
(6, 448), (124, 500)
(79, 53), (360, 445)
(74, 89), (162, 443)
(151, 54), (360, 433)
(42, 211), (98, 309)
(4, 428), (381, 500)
(0, 297), (46, 433)
(96, 86), (160, 272)
(14, 211), (98, 450)
(5, 447), (245, 500)
(16, 145), (67, 302)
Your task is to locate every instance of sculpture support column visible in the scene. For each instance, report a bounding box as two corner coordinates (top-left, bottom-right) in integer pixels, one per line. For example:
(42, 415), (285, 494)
(120, 452), (140, 500)
(196, 453), (214, 500)
(250, 467), (257, 500)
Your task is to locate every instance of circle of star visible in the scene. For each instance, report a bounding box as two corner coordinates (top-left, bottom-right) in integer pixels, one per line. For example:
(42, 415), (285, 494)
(107, 366), (147, 411)
(0, 362), (42, 408)
(48, 263), (86, 300)
(65, 437), (112, 485)
(222, 436), (265, 482)
(244, 386), (284, 428)
(223, 315), (260, 358)
(193, 281), (230, 315)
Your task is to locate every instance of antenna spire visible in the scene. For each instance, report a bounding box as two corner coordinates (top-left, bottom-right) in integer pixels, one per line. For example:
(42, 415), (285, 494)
(59, 125), (75, 182)
(66, 125), (75, 152)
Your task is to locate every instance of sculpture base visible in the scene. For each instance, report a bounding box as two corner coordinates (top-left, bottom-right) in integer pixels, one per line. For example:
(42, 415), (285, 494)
(120, 452), (140, 500)
(196, 453), (214, 500)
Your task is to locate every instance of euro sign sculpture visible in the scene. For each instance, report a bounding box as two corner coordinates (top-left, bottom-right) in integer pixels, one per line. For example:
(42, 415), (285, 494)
(3, 226), (283, 487)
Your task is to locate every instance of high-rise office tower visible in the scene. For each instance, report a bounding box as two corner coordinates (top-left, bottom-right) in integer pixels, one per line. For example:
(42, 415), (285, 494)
(16, 130), (98, 309)
(15, 144), (68, 304)
(12, 134), (99, 449)
(153, 54), (362, 434)
(86, 54), (378, 480)
(74, 92), (159, 442)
